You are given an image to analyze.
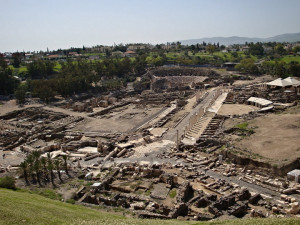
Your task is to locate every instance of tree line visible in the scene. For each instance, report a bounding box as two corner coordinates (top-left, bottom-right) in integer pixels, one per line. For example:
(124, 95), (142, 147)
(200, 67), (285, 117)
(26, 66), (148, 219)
(0, 54), (20, 95)
(15, 55), (147, 104)
(235, 58), (300, 78)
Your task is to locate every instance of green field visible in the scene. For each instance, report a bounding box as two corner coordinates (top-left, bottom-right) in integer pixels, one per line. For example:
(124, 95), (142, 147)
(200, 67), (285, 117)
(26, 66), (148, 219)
(0, 188), (300, 225)
(279, 55), (300, 63)
(9, 65), (28, 73)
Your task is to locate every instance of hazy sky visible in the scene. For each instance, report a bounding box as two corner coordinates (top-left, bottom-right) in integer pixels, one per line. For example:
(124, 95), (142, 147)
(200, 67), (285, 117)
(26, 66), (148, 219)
(1, 0), (300, 52)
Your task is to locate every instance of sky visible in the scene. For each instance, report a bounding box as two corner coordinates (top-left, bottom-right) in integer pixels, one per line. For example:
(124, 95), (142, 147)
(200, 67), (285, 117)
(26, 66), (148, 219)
(1, 0), (300, 52)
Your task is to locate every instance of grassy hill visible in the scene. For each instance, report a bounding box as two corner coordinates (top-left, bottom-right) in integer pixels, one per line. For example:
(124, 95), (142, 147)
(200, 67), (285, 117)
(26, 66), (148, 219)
(0, 188), (300, 225)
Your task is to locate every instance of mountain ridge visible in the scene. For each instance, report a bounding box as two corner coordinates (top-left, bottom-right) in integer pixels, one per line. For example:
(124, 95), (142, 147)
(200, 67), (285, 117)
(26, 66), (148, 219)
(179, 33), (300, 45)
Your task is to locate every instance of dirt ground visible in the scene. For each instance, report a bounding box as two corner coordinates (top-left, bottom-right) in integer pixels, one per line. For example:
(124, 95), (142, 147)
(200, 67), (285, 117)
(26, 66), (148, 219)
(72, 104), (163, 133)
(0, 100), (163, 134)
(232, 75), (273, 86)
(217, 104), (258, 116)
(0, 100), (42, 116)
(225, 109), (300, 164)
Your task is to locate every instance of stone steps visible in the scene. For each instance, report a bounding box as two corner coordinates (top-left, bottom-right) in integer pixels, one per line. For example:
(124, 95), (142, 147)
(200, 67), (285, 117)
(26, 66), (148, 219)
(185, 116), (211, 137)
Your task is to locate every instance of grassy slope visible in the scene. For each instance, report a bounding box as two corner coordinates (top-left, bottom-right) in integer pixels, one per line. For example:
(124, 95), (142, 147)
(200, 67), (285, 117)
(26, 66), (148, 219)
(0, 188), (190, 225)
(0, 189), (300, 225)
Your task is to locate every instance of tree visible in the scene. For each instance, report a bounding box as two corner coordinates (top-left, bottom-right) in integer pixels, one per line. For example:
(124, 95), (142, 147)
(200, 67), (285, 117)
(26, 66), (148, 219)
(15, 84), (27, 104)
(292, 46), (300, 54)
(26, 154), (35, 182)
(33, 157), (42, 186)
(235, 58), (259, 75)
(274, 44), (286, 55)
(19, 161), (29, 185)
(12, 52), (23, 68)
(0, 67), (20, 95)
(248, 43), (264, 56)
(32, 150), (42, 186)
(231, 52), (238, 58)
(207, 44), (216, 54)
(260, 61), (275, 75)
(0, 53), (8, 69)
(54, 159), (63, 182)
(289, 62), (300, 77)
(31, 80), (56, 103)
(274, 61), (288, 78)
(133, 55), (147, 75)
(61, 155), (69, 177)
(47, 153), (55, 186)
(40, 156), (48, 184)
(220, 45), (226, 50)
(26, 59), (54, 79)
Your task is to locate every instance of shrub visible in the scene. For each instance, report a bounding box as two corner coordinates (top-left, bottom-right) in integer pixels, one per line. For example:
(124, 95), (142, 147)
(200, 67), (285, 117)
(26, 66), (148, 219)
(169, 189), (177, 198)
(0, 176), (16, 190)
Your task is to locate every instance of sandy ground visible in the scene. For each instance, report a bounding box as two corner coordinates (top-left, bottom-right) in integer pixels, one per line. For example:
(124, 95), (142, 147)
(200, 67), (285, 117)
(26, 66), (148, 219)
(232, 75), (273, 86)
(227, 111), (300, 164)
(218, 104), (258, 116)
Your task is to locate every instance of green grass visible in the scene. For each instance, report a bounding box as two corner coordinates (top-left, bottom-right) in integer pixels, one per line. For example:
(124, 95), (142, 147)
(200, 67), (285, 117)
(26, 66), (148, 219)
(234, 122), (249, 130)
(234, 122), (254, 137)
(269, 55), (300, 64)
(1, 188), (300, 225)
(18, 66), (28, 73)
(9, 65), (28, 76)
(279, 55), (300, 64)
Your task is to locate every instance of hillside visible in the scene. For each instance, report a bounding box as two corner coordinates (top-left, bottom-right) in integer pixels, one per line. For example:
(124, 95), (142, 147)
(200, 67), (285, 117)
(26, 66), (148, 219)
(0, 188), (300, 225)
(0, 188), (188, 225)
(179, 33), (300, 45)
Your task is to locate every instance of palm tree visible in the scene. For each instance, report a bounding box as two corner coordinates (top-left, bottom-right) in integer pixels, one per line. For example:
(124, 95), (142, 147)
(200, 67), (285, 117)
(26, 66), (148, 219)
(40, 157), (48, 184)
(32, 150), (42, 186)
(32, 150), (42, 161)
(61, 155), (69, 177)
(33, 159), (42, 186)
(54, 159), (63, 182)
(26, 154), (35, 182)
(47, 153), (55, 186)
(19, 161), (29, 185)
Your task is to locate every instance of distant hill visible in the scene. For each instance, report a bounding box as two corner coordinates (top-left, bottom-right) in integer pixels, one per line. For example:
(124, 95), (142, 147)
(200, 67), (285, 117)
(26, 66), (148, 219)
(179, 33), (300, 45)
